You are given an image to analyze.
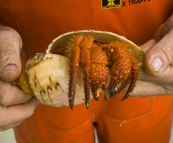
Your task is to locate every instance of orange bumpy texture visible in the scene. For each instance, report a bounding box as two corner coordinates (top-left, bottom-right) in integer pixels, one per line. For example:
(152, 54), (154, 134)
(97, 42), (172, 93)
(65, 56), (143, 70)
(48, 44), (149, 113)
(63, 35), (139, 109)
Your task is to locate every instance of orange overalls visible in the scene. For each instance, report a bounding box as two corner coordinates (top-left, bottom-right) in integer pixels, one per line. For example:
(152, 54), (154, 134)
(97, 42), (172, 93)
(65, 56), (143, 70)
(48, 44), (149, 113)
(1, 0), (173, 142)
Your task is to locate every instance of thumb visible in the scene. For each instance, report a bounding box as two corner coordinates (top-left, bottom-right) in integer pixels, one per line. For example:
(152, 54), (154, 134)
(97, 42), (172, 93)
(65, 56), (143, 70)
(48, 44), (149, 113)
(145, 28), (173, 77)
(0, 26), (22, 82)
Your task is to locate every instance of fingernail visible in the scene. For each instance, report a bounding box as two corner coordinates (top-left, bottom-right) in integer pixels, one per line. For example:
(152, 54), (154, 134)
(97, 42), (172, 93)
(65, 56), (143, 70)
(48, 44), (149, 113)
(2, 64), (17, 72)
(151, 57), (163, 72)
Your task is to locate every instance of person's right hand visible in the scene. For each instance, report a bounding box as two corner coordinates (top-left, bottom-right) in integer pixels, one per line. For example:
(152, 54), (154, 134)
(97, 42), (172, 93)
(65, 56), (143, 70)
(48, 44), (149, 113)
(0, 25), (38, 131)
(131, 14), (173, 97)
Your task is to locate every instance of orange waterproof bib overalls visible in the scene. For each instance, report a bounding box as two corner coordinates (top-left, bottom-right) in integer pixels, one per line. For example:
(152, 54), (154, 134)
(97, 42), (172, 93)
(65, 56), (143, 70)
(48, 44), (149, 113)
(1, 0), (173, 142)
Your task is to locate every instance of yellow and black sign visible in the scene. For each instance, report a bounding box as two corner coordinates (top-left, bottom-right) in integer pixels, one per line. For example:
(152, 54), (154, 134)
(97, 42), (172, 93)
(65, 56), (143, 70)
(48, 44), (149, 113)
(102, 0), (121, 9)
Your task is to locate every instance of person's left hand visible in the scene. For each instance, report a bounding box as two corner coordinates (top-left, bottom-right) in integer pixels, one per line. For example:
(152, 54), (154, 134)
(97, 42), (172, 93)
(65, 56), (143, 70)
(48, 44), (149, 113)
(131, 14), (173, 97)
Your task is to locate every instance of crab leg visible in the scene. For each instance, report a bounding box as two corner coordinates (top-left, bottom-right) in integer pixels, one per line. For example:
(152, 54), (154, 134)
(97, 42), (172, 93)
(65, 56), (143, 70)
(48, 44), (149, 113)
(121, 55), (138, 100)
(105, 42), (133, 97)
(68, 35), (83, 109)
(80, 36), (94, 108)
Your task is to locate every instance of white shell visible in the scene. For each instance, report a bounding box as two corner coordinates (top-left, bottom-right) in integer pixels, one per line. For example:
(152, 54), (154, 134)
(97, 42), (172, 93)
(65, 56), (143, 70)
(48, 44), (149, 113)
(26, 53), (86, 107)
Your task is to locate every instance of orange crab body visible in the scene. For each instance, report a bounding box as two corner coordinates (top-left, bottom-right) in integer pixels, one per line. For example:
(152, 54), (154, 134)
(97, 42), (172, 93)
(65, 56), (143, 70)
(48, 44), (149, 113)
(53, 35), (139, 109)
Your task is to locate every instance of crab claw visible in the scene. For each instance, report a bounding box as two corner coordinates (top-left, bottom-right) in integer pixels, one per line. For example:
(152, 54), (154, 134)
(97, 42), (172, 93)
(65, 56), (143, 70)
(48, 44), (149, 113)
(90, 43), (109, 101)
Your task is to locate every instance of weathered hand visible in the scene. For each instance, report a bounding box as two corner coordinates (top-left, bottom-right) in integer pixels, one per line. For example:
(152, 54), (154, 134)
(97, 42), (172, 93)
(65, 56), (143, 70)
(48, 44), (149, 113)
(132, 14), (173, 96)
(0, 25), (38, 131)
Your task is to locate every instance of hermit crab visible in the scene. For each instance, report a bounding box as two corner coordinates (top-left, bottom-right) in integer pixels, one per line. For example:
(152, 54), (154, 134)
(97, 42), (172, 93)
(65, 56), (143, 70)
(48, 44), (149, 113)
(13, 30), (144, 109)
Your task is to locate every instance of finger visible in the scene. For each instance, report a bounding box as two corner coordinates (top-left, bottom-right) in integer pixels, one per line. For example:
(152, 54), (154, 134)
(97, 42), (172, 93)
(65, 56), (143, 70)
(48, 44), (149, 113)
(0, 26), (22, 82)
(161, 14), (173, 37)
(130, 80), (169, 97)
(0, 122), (21, 131)
(0, 97), (39, 130)
(145, 29), (173, 77)
(140, 39), (156, 52)
(123, 69), (172, 96)
(0, 80), (32, 106)
(152, 24), (164, 42)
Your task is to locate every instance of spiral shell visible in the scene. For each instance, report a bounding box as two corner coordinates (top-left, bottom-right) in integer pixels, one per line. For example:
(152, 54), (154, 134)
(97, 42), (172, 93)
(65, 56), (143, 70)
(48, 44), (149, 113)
(14, 30), (144, 107)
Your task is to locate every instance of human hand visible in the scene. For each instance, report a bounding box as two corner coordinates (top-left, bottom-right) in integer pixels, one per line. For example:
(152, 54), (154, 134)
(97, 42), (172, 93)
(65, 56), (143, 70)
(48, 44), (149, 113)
(0, 25), (38, 131)
(131, 14), (173, 96)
